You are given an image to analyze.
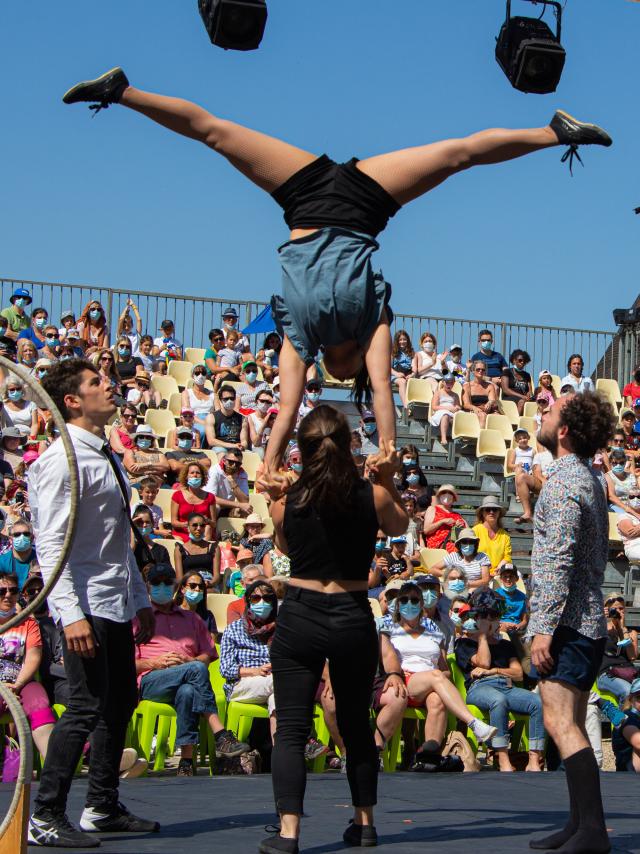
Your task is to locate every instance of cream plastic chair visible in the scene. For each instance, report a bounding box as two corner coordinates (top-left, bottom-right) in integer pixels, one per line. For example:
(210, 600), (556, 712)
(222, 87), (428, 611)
(144, 409), (177, 444)
(596, 378), (622, 408)
(608, 512), (623, 544)
(150, 375), (180, 401)
(248, 491), (270, 520)
(319, 359), (353, 389)
(452, 411), (480, 442)
(130, 487), (140, 509)
(406, 378), (433, 407)
(499, 399), (520, 428)
(523, 401), (539, 419)
(476, 428), (507, 461)
(551, 375), (561, 397)
(419, 547), (448, 570)
(185, 348), (206, 364)
(168, 360), (195, 388)
(486, 413), (513, 444)
(167, 392), (183, 417)
(153, 488), (175, 522)
(240, 450), (261, 483)
(517, 416), (537, 436)
(154, 538), (177, 569)
(369, 598), (382, 618)
(206, 593), (237, 632)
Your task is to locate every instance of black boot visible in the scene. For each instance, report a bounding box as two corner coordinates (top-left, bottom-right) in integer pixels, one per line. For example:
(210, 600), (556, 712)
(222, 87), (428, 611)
(62, 67), (129, 114)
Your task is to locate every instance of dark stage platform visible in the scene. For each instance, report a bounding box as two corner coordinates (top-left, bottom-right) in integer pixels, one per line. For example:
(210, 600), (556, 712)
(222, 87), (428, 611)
(3, 772), (639, 853)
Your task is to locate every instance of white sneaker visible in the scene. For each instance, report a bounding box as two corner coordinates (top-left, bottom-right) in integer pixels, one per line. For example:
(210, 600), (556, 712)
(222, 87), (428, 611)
(469, 718), (497, 744)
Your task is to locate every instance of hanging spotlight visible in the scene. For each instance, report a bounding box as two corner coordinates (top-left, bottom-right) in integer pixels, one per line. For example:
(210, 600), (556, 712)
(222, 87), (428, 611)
(495, 0), (566, 94)
(198, 0), (268, 51)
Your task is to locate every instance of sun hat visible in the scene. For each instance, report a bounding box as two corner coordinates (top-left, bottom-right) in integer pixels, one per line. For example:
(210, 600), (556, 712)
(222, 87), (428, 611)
(10, 288), (32, 306)
(236, 547), (254, 563)
(456, 528), (479, 542)
(436, 483), (459, 501)
(135, 424), (157, 440)
(244, 513), (264, 527)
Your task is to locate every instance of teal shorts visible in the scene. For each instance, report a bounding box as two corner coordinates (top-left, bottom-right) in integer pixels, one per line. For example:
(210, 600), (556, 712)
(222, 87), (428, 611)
(270, 227), (392, 366)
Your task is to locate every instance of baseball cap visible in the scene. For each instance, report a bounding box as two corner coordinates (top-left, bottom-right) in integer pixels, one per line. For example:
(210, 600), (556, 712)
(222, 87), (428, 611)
(538, 369), (552, 379)
(633, 398), (640, 408)
(514, 427), (529, 437)
(181, 407), (194, 415)
(414, 573), (441, 586)
(65, 327), (81, 339)
(1, 426), (25, 440)
(176, 426), (193, 437)
(146, 563), (176, 584)
(497, 562), (518, 575)
(306, 379), (321, 391)
(160, 319), (174, 330)
(242, 360), (257, 371)
(390, 535), (407, 544)
(60, 308), (75, 321)
(361, 409), (375, 421)
(449, 343), (462, 351)
(621, 409), (635, 419)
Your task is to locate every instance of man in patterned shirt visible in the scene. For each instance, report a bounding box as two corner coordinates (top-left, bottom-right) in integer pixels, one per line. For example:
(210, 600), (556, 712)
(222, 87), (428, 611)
(528, 392), (614, 854)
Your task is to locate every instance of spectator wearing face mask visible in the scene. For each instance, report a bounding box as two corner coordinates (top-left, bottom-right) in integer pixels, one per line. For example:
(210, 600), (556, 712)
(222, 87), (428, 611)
(39, 326), (62, 363)
(152, 319), (183, 361)
(470, 329), (507, 386)
(0, 519), (38, 589)
(256, 332), (282, 384)
(399, 460), (431, 511)
(623, 366), (640, 408)
(432, 529), (490, 590)
(165, 426), (211, 485)
(0, 425), (28, 476)
(204, 449), (251, 517)
(175, 570), (218, 642)
(17, 340), (38, 373)
(240, 513), (273, 565)
(495, 564), (528, 635)
(1, 375), (38, 438)
(350, 431), (365, 476)
(472, 495), (513, 571)
(413, 573), (456, 653)
(205, 385), (249, 453)
(236, 360), (269, 414)
(448, 596), (469, 638)
(130, 506), (170, 571)
(382, 536), (413, 584)
(444, 343), (468, 384)
(423, 484), (465, 552)
(113, 335), (143, 388)
(220, 307), (250, 353)
(123, 424), (170, 486)
(1, 288), (32, 340)
(429, 376), (461, 447)
(412, 332), (448, 391)
(182, 364), (214, 443)
(78, 300), (109, 350)
(298, 378), (322, 422)
(171, 462), (216, 543)
(18, 307), (49, 350)
(358, 409), (379, 455)
(606, 448), (640, 518)
(174, 514), (218, 590)
(248, 391), (277, 459)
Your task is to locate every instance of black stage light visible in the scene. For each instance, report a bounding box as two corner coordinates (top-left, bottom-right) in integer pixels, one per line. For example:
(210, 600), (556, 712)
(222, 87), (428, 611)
(495, 0), (566, 94)
(613, 308), (640, 326)
(198, 0), (267, 51)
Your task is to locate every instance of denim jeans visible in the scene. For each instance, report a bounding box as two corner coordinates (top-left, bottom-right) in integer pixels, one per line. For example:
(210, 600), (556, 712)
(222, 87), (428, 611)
(466, 676), (545, 750)
(140, 661), (218, 746)
(596, 672), (632, 706)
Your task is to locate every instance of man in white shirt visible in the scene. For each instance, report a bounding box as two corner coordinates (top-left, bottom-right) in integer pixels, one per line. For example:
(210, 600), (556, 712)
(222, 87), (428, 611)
(152, 319), (183, 360)
(28, 360), (157, 849)
(205, 448), (252, 516)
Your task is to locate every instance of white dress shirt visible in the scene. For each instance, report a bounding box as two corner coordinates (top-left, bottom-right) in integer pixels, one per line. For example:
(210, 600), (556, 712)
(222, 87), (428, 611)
(204, 463), (249, 501)
(30, 423), (150, 627)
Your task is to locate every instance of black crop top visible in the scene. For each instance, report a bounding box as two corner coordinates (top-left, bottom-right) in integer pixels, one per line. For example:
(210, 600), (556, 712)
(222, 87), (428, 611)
(271, 155), (400, 239)
(283, 478), (379, 581)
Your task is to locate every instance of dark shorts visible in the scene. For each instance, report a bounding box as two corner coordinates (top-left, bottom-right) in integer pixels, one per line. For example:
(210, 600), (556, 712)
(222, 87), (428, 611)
(530, 625), (606, 692)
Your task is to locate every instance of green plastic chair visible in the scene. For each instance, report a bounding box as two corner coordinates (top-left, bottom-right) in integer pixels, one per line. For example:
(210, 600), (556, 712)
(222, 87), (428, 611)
(195, 659), (228, 772)
(309, 703), (332, 773)
(132, 700), (177, 771)
(225, 699), (270, 743)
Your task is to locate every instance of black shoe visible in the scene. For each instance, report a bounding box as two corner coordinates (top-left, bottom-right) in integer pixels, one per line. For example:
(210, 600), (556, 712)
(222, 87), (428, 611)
(550, 111), (613, 148)
(343, 820), (378, 848)
(80, 802), (160, 833)
(28, 811), (101, 848)
(62, 67), (129, 114)
(258, 832), (299, 853)
(215, 730), (250, 759)
(177, 757), (195, 777)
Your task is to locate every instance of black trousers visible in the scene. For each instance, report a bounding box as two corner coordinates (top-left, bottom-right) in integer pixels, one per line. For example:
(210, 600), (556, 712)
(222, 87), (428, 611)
(34, 616), (138, 815)
(270, 587), (379, 815)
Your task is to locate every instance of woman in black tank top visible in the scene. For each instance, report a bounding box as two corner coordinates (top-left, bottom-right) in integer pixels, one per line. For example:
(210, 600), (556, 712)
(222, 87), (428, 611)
(265, 405), (408, 853)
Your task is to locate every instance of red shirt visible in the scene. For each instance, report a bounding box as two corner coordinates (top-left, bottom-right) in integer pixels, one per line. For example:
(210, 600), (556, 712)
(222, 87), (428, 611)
(226, 598), (246, 625)
(171, 488), (216, 543)
(133, 605), (215, 685)
(623, 382), (640, 404)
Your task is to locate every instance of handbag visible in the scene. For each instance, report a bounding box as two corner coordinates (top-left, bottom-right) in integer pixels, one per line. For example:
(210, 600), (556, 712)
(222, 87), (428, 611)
(607, 665), (639, 682)
(2, 737), (20, 784)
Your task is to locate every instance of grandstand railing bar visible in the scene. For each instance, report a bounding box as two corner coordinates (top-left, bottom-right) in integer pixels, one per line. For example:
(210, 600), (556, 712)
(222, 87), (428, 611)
(0, 276), (624, 385)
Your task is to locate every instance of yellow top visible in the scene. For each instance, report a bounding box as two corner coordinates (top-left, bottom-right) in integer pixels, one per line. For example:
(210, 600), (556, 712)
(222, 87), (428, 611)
(472, 523), (512, 571)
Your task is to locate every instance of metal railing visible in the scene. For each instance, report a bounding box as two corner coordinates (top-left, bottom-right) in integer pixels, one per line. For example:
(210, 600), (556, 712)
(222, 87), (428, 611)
(0, 276), (622, 385)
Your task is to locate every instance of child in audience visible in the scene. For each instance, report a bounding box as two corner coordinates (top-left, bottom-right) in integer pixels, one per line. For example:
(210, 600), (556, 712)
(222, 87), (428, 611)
(611, 678), (640, 773)
(138, 477), (171, 537)
(213, 328), (244, 390)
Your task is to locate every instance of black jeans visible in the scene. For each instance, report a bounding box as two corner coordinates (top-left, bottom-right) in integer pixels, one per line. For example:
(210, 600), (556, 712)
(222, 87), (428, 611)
(270, 587), (379, 815)
(35, 616), (138, 816)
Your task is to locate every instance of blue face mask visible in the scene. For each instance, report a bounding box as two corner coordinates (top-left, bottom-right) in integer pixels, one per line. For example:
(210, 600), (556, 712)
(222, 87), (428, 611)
(402, 458), (414, 466)
(45, 337), (59, 347)
(352, 447), (362, 457)
(35, 317), (47, 329)
(136, 438), (152, 450)
(399, 601), (422, 621)
(375, 540), (386, 553)
(185, 590), (204, 605)
(450, 612), (462, 626)
(448, 579), (466, 594)
(1, 606), (17, 619)
(60, 354), (72, 361)
(249, 600), (273, 620)
(387, 598), (398, 615)
(89, 309), (101, 321)
(139, 525), (153, 537)
(178, 438), (193, 450)
(7, 389), (23, 402)
(14, 298), (27, 309)
(118, 347), (131, 357)
(307, 392), (320, 403)
(245, 372), (257, 383)
(12, 534), (31, 551)
(612, 464), (626, 475)
(460, 543), (476, 557)
(363, 423), (377, 435)
(187, 476), (202, 488)
(406, 474), (420, 486)
(463, 618), (478, 631)
(422, 590), (438, 608)
(189, 531), (204, 542)
(290, 463), (303, 474)
(480, 340), (492, 351)
(37, 370), (48, 380)
(149, 583), (174, 605)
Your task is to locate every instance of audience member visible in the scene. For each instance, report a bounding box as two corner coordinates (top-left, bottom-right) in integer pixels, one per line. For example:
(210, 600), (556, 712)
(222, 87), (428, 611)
(116, 299), (143, 355)
(240, 513), (273, 564)
(109, 404), (138, 456)
(113, 335), (143, 389)
(390, 329), (414, 409)
(533, 369), (557, 406)
(131, 506), (170, 571)
(350, 430), (365, 476)
(213, 328), (244, 389)
(174, 570), (218, 641)
(204, 448), (251, 517)
(358, 409), (380, 455)
(382, 536), (413, 583)
(57, 309), (76, 340)
(34, 357), (54, 383)
(236, 360), (269, 413)
(205, 385), (249, 452)
(560, 353), (593, 393)
(221, 307), (250, 352)
(606, 448), (640, 517)
(0, 519), (37, 589)
(462, 361), (499, 426)
(171, 462), (216, 543)
(398, 459), (431, 511)
(248, 389), (277, 457)
(470, 330), (507, 385)
(471, 496), (512, 573)
(414, 573), (456, 653)
(94, 347), (121, 392)
(611, 678), (640, 773)
(38, 325), (61, 363)
(137, 334), (154, 371)
(1, 288), (32, 340)
(226, 563), (264, 622)
(501, 349), (533, 414)
(506, 428), (537, 524)
(1, 425), (28, 475)
(204, 328), (225, 378)
(134, 563), (248, 776)
(596, 596), (639, 706)
(412, 332), (447, 390)
(165, 427), (211, 484)
(432, 529), (490, 589)
(494, 563), (528, 633)
(422, 484), (465, 552)
(445, 343), (468, 384)
(126, 368), (161, 412)
(167, 409), (201, 450)
(137, 477), (172, 537)
(17, 340), (38, 371)
(297, 378), (322, 421)
(174, 513), (218, 587)
(181, 364), (214, 442)
(123, 424), (170, 486)
(623, 366), (640, 408)
(620, 409), (640, 458)
(429, 376), (461, 446)
(256, 332), (282, 384)
(152, 319), (183, 361)
(78, 300), (109, 350)
(400, 492), (422, 561)
(262, 541), (291, 579)
(18, 307), (49, 350)
(1, 375), (38, 437)
(62, 327), (85, 357)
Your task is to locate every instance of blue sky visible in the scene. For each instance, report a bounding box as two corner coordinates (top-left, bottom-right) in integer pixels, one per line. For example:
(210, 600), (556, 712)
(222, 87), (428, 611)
(2, 0), (638, 334)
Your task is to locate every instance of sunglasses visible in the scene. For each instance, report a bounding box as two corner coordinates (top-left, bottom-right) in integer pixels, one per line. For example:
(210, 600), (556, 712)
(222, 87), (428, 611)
(193, 371), (206, 377)
(185, 582), (205, 591)
(248, 593), (276, 605)
(212, 336), (224, 342)
(386, 591), (399, 601)
(190, 521), (205, 528)
(474, 367), (486, 372)
(122, 413), (136, 420)
(25, 587), (44, 598)
(605, 598), (624, 606)
(451, 607), (463, 614)
(100, 357), (113, 363)
(0, 586), (19, 597)
(221, 397), (235, 403)
(224, 459), (240, 466)
(398, 595), (422, 606)
(484, 508), (499, 514)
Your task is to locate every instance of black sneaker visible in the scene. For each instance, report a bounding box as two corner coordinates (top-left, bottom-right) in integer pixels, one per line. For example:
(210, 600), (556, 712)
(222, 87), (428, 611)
(28, 811), (101, 848)
(80, 802), (160, 833)
(177, 757), (195, 777)
(343, 820), (378, 848)
(304, 737), (329, 761)
(550, 110), (613, 148)
(215, 729), (250, 759)
(258, 830), (299, 854)
(62, 67), (129, 114)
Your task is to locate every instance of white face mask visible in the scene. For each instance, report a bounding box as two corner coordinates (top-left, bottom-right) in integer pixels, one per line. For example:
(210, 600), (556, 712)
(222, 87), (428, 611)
(423, 342), (435, 354)
(222, 399), (235, 411)
(256, 402), (270, 414)
(193, 374), (206, 386)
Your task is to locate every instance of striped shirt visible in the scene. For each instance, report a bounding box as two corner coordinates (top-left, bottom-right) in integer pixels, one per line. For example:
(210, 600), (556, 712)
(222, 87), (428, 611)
(528, 453), (608, 640)
(220, 616), (271, 699)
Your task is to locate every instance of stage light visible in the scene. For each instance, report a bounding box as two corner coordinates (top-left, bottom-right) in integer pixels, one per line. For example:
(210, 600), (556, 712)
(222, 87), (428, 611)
(495, 0), (566, 94)
(198, 0), (267, 51)
(613, 308), (640, 326)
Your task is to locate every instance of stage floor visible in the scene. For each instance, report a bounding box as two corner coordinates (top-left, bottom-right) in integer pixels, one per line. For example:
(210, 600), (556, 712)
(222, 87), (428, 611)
(3, 772), (639, 853)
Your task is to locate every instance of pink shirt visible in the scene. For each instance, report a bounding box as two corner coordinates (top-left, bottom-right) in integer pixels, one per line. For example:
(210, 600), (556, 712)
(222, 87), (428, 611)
(133, 605), (215, 685)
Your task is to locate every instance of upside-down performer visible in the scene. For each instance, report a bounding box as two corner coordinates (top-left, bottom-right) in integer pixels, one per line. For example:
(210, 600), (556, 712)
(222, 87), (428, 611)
(62, 67), (612, 471)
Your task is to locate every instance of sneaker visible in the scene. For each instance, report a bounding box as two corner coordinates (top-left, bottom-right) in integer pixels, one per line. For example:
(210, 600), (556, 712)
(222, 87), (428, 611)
(258, 828), (299, 854)
(62, 67), (129, 114)
(468, 718), (498, 744)
(304, 737), (329, 761)
(28, 812), (101, 848)
(550, 110), (613, 148)
(80, 802), (160, 833)
(215, 730), (250, 759)
(343, 819), (378, 848)
(597, 698), (628, 729)
(177, 757), (194, 777)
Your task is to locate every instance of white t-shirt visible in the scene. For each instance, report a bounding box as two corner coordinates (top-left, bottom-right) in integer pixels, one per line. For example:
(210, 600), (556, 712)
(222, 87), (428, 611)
(532, 450), (553, 477)
(559, 374), (594, 394)
(153, 335), (183, 354)
(443, 551), (491, 583)
(386, 621), (444, 673)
